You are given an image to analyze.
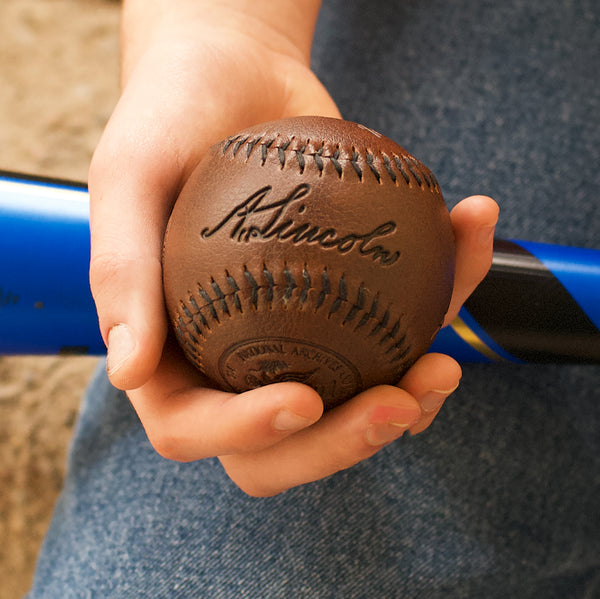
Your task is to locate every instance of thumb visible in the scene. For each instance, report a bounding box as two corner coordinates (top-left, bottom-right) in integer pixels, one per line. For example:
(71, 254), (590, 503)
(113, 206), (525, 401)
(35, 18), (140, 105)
(88, 125), (178, 390)
(89, 250), (167, 391)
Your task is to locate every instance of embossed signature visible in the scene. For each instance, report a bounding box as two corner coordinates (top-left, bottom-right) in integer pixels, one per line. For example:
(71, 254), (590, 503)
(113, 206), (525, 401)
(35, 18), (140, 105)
(200, 184), (400, 265)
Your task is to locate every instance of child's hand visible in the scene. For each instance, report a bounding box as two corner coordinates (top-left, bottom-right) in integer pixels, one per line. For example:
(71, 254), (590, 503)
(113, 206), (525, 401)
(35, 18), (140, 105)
(88, 0), (499, 496)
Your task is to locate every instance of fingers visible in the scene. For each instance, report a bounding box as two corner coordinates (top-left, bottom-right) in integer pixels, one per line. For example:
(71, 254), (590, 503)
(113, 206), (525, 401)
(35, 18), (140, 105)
(127, 339), (324, 461)
(445, 195), (499, 325)
(399, 352), (462, 435)
(219, 386), (420, 497)
(218, 354), (460, 497)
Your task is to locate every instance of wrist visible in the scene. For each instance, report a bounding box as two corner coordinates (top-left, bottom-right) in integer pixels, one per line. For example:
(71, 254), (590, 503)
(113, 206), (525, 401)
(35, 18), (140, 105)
(121, 0), (322, 82)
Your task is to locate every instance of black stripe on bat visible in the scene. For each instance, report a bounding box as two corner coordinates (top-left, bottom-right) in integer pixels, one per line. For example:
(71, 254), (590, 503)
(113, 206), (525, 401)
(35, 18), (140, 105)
(464, 239), (600, 363)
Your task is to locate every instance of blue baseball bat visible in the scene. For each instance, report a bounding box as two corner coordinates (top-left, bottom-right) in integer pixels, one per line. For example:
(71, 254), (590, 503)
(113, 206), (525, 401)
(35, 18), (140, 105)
(1, 170), (599, 363)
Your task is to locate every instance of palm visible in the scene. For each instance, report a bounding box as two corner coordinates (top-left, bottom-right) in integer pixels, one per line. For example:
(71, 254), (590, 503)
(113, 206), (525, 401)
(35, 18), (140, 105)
(122, 31), (340, 183)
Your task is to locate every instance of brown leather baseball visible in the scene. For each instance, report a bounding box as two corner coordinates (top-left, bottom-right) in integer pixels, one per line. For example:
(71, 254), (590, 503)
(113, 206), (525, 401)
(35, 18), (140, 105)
(162, 116), (455, 410)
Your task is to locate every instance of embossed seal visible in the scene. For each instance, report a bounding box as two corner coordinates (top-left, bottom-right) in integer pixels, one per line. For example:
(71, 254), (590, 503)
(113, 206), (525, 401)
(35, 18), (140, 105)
(219, 337), (362, 405)
(162, 116), (455, 409)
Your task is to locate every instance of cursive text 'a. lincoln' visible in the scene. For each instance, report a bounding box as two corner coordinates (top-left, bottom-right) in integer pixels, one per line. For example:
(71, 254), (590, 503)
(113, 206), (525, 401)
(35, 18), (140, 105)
(200, 184), (400, 265)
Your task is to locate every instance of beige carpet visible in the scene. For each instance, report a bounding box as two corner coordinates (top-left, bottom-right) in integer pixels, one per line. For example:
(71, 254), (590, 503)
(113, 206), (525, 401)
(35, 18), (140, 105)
(0, 1), (120, 596)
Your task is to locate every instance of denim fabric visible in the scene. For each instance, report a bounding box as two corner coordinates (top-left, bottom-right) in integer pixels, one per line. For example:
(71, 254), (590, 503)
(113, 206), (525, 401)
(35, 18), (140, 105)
(28, 0), (599, 597)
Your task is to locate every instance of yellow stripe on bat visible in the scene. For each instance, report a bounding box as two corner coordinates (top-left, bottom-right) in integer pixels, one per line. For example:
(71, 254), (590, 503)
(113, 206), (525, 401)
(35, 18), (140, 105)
(450, 315), (508, 362)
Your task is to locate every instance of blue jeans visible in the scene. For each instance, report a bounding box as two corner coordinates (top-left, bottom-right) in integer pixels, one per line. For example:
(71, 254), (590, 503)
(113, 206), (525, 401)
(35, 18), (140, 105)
(28, 1), (600, 596)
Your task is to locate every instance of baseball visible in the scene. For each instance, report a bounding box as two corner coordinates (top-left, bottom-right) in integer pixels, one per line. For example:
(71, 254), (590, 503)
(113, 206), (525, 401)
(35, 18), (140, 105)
(162, 117), (455, 410)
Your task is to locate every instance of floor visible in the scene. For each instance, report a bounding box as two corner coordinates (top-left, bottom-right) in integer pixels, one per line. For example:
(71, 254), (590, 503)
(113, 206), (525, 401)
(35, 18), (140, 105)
(0, 1), (120, 596)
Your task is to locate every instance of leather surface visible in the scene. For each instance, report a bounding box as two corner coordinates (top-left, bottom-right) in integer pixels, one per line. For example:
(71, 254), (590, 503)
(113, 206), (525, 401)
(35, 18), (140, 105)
(162, 117), (455, 409)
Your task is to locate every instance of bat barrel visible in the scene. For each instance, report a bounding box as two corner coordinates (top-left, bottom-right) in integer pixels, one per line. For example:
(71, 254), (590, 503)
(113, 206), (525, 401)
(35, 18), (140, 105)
(0, 172), (104, 355)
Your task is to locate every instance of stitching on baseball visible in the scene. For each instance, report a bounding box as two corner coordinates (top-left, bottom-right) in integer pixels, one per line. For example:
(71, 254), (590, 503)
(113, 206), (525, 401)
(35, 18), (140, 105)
(220, 134), (439, 191)
(173, 265), (412, 368)
(299, 266), (311, 304)
(315, 268), (330, 311)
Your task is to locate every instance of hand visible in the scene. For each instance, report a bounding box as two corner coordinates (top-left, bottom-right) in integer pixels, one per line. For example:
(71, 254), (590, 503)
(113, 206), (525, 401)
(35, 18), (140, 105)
(88, 1), (499, 496)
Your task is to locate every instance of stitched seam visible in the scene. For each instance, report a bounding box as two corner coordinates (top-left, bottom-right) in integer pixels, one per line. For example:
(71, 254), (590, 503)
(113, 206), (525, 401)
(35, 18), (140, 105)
(173, 265), (412, 368)
(220, 134), (439, 191)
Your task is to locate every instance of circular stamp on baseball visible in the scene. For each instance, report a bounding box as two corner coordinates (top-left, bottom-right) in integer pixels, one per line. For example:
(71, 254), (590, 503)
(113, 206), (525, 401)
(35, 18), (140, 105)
(218, 337), (362, 405)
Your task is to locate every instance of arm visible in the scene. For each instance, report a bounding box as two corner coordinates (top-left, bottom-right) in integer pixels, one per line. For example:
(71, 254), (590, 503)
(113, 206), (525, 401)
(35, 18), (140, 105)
(88, 0), (498, 496)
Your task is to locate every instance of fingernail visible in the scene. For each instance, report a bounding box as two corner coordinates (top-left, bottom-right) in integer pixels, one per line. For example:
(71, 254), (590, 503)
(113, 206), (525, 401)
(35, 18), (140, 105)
(273, 409), (315, 432)
(366, 405), (420, 446)
(419, 392), (446, 413)
(106, 324), (136, 376)
(478, 224), (496, 245)
(419, 383), (459, 413)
